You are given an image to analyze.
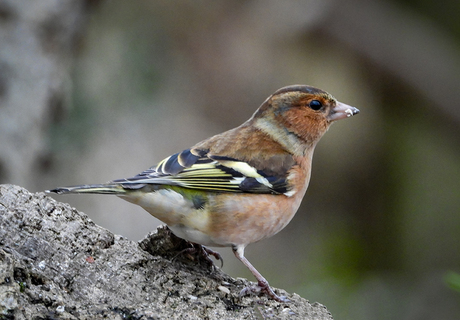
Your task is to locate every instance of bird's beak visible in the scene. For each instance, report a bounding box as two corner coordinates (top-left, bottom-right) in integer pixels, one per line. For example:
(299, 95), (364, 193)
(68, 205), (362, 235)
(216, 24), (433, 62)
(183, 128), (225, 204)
(328, 101), (360, 122)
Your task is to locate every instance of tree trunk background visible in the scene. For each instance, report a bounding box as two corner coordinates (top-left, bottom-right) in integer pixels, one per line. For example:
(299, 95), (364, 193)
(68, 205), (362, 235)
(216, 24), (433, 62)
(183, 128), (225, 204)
(0, 0), (90, 189)
(0, 184), (333, 319)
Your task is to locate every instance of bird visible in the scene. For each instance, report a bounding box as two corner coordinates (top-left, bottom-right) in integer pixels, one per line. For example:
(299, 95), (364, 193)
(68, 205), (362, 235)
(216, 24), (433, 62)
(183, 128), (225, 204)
(47, 85), (359, 302)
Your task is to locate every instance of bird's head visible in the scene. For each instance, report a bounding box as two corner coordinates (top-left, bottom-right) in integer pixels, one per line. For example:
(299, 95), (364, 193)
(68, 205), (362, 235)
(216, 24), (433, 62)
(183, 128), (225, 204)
(253, 85), (359, 149)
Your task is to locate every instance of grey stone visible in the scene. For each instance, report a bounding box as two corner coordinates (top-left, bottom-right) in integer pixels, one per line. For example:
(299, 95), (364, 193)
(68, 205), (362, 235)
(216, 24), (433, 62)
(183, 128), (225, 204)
(0, 184), (333, 319)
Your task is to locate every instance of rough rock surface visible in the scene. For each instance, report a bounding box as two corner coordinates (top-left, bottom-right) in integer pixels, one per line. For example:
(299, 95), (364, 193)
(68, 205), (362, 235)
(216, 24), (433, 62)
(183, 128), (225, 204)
(0, 184), (333, 319)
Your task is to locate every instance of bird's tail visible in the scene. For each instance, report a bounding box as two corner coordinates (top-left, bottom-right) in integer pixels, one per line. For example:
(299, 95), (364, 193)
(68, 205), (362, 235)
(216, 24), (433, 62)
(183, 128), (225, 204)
(46, 184), (127, 195)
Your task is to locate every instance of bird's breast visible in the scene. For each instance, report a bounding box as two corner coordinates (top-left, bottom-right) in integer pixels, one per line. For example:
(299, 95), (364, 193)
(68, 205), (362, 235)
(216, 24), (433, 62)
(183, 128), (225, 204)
(205, 186), (307, 246)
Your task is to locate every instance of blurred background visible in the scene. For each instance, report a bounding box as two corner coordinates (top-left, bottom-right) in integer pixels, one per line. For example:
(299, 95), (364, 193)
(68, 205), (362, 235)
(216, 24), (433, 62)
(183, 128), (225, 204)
(1, 0), (460, 319)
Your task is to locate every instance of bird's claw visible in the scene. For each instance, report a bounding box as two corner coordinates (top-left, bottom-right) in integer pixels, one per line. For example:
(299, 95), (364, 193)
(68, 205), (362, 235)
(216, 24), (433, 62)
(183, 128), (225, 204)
(201, 246), (224, 268)
(173, 243), (223, 270)
(239, 282), (290, 303)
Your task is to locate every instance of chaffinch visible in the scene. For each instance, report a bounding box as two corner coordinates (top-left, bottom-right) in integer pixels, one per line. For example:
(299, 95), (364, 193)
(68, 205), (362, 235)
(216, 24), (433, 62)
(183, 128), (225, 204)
(47, 85), (359, 302)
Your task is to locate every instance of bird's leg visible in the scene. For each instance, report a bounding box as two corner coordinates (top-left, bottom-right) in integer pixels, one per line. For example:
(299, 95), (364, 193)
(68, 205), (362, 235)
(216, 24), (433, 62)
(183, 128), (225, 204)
(232, 245), (289, 302)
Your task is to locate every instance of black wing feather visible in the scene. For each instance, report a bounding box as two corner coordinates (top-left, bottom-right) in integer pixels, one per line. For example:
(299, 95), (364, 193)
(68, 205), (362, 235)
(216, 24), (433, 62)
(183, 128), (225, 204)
(112, 148), (292, 195)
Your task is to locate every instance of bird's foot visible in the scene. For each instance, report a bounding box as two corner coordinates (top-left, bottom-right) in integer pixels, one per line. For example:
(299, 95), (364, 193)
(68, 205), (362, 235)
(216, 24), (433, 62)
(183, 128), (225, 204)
(201, 245), (224, 268)
(239, 281), (290, 303)
(174, 243), (223, 269)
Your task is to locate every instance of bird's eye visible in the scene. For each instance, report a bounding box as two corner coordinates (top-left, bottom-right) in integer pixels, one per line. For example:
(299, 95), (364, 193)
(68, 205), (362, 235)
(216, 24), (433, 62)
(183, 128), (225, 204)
(309, 100), (322, 110)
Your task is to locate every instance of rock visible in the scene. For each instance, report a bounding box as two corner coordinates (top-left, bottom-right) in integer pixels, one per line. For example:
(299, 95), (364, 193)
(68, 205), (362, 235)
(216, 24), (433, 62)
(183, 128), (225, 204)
(0, 184), (333, 319)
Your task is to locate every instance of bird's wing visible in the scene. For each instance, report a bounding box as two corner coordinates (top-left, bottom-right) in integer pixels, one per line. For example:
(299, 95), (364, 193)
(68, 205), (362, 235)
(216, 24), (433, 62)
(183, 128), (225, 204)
(112, 148), (292, 195)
